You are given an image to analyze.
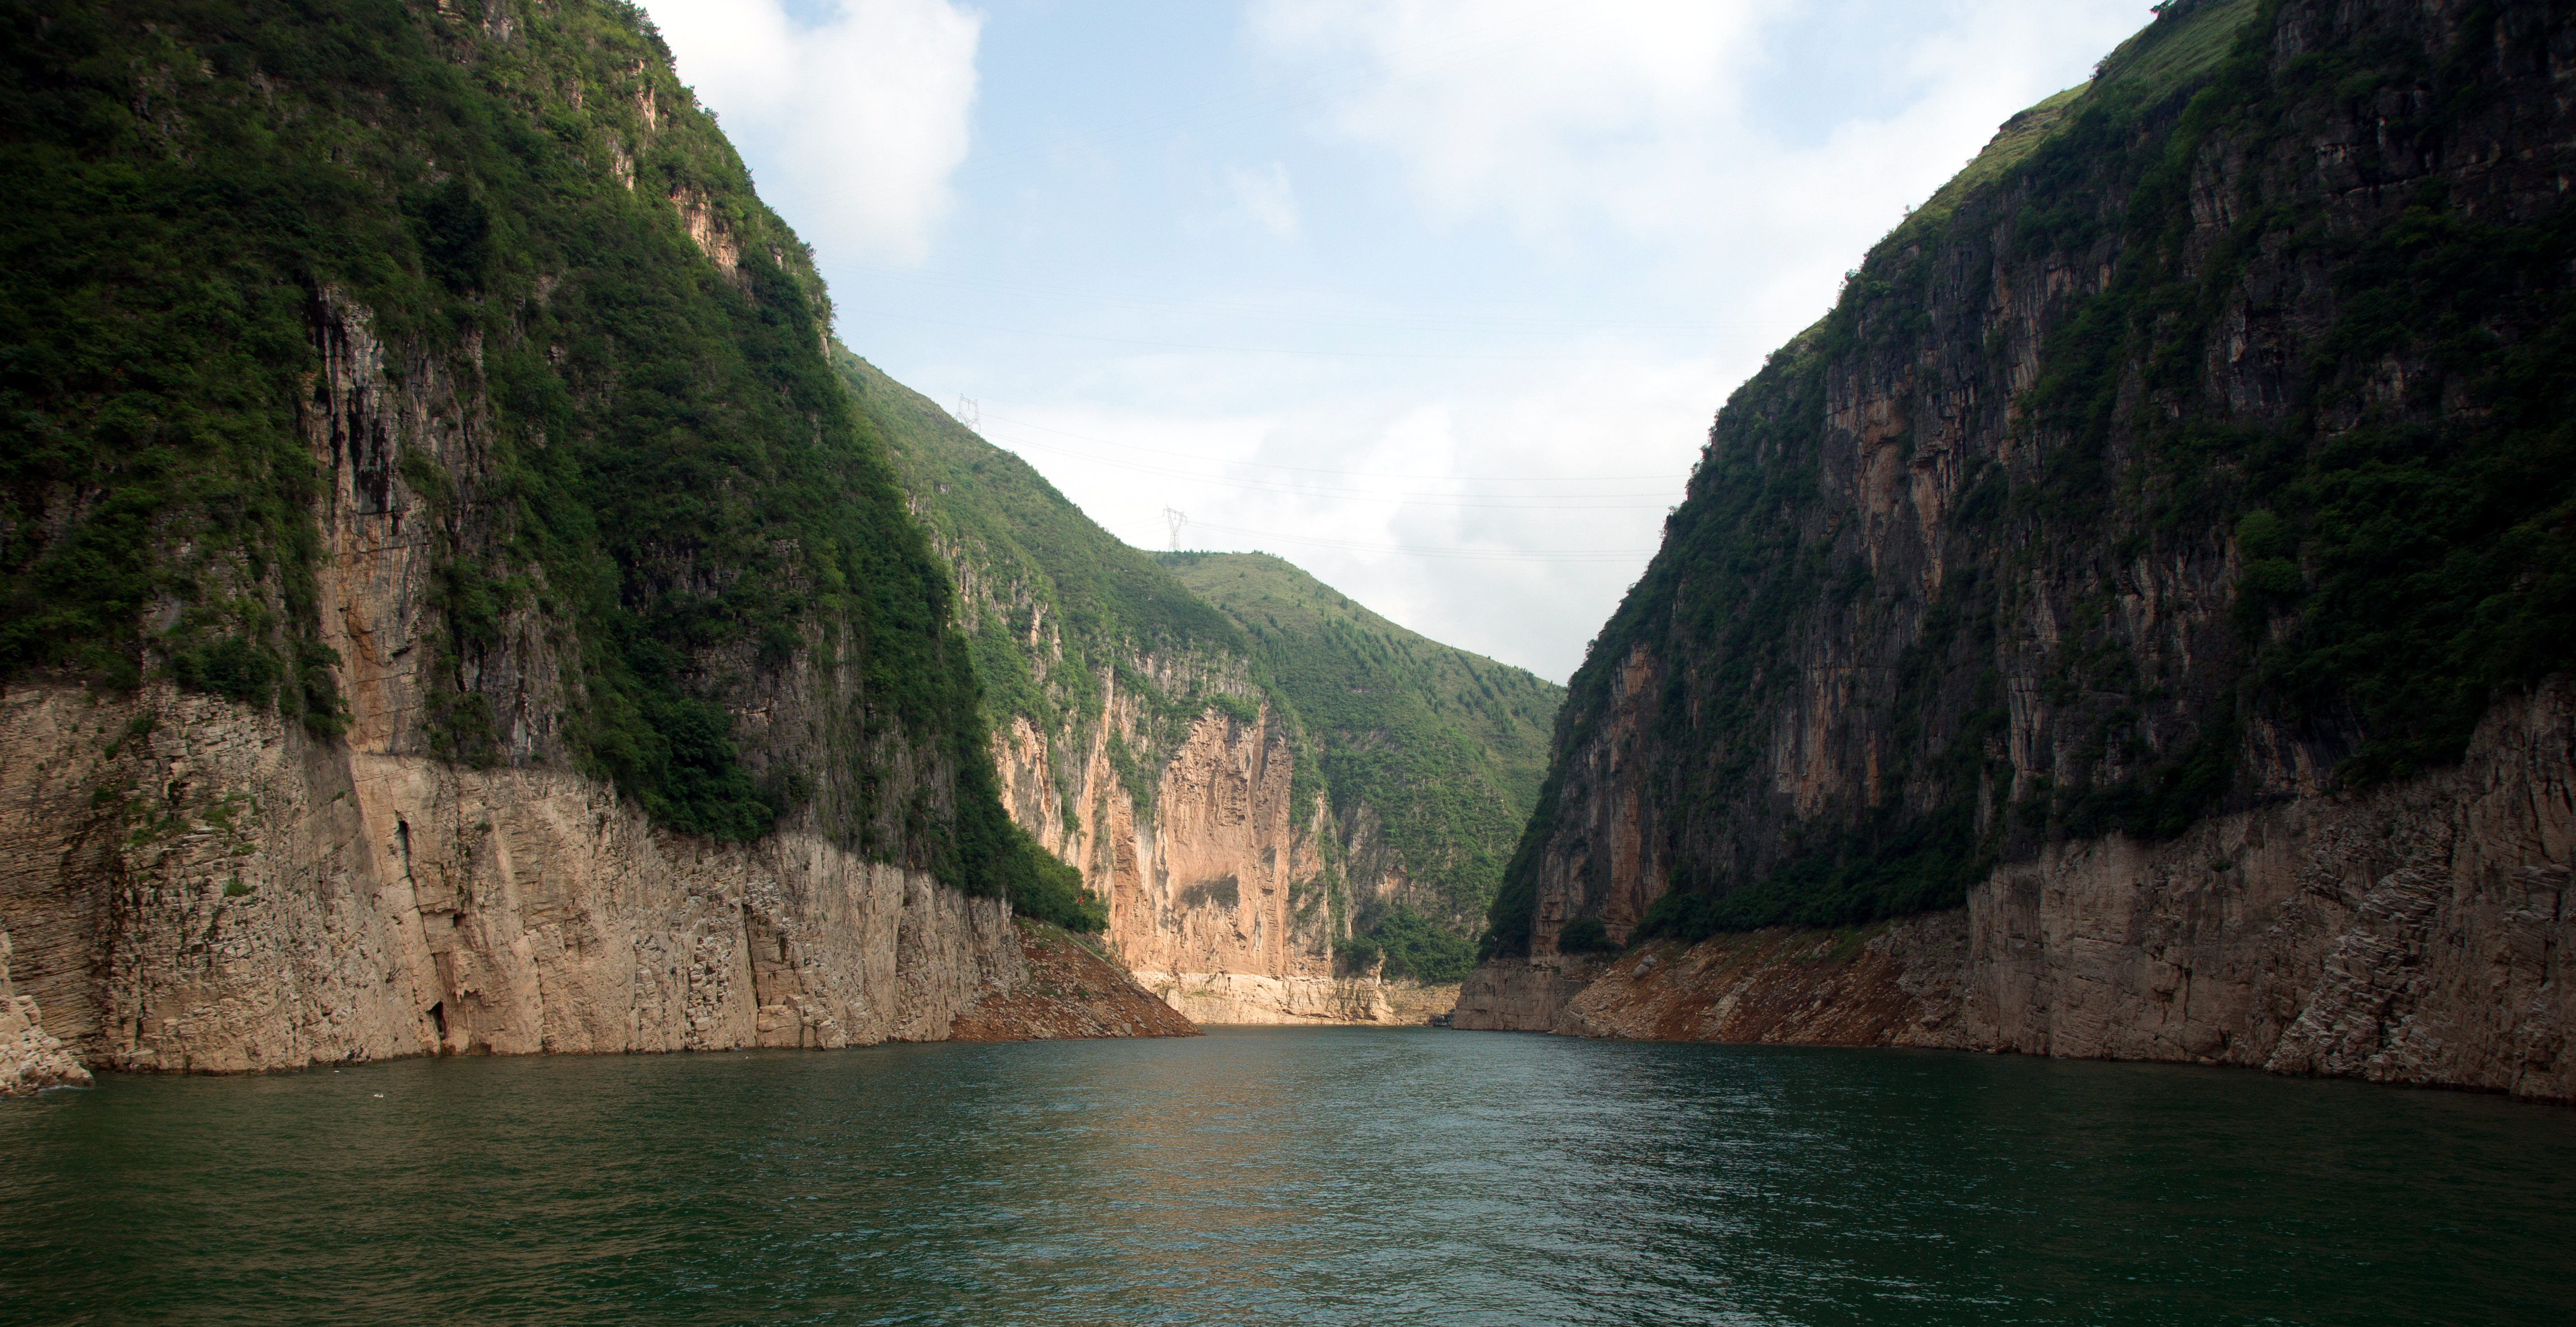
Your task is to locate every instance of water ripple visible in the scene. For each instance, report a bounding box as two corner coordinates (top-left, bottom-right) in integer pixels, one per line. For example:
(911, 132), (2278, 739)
(3, 1030), (2573, 1325)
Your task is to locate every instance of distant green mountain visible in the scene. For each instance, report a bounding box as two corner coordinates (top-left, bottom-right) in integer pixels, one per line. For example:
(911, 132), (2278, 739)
(831, 348), (1563, 984)
(830, 348), (1255, 781)
(1158, 552), (1565, 968)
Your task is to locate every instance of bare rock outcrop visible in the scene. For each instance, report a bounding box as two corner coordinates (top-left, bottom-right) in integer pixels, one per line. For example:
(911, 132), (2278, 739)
(1466, 0), (2576, 1100)
(980, 640), (1419, 1024)
(1486, 683), (2575, 1103)
(2, 930), (90, 1096)
(1451, 957), (1603, 1032)
(949, 921), (1200, 1041)
(1, 683), (1039, 1074)
(0, 2), (1158, 1083)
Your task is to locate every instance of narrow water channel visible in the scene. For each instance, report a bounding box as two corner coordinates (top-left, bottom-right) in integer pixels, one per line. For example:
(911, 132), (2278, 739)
(4, 1027), (2569, 1325)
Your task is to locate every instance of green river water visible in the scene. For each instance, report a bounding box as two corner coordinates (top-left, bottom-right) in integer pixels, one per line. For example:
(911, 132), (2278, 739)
(3, 1027), (2570, 1325)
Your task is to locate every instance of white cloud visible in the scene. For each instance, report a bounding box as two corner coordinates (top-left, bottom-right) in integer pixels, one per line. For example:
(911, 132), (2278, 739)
(1225, 163), (1303, 239)
(646, 0), (981, 266)
(1248, 0), (1772, 233)
(1246, 0), (2143, 335)
(981, 348), (1720, 681)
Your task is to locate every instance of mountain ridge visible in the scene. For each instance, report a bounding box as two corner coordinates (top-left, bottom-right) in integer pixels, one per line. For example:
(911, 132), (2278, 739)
(1459, 0), (2576, 1103)
(836, 349), (1561, 1002)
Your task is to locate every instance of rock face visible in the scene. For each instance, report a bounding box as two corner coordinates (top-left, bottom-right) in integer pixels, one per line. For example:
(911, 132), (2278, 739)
(1467, 0), (2576, 1097)
(990, 667), (1442, 1026)
(992, 675), (1341, 1008)
(0, 683), (1034, 1075)
(947, 921), (1201, 1041)
(1494, 0), (2576, 959)
(845, 357), (1507, 1024)
(0, 2), (1131, 1084)
(1450, 958), (1602, 1033)
(1476, 683), (2575, 1103)
(2, 930), (90, 1097)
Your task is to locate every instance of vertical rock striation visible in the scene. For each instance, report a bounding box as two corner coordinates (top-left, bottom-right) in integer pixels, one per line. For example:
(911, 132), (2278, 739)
(2, 930), (90, 1096)
(1470, 0), (2576, 1097)
(0, 0), (1170, 1081)
(843, 356), (1548, 1021)
(1508, 683), (2574, 1102)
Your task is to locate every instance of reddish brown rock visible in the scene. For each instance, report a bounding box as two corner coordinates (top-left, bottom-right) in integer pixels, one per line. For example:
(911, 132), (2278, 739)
(948, 921), (1200, 1042)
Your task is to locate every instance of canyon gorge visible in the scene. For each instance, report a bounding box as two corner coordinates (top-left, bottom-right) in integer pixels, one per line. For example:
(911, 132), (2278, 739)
(0, 0), (1558, 1091)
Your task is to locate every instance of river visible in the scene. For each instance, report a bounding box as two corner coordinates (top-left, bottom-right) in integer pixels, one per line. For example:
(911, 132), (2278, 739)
(4, 1027), (2570, 1324)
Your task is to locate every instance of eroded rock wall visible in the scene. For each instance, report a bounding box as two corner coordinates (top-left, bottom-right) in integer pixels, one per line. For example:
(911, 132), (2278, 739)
(1506, 0), (2576, 962)
(937, 541), (1404, 1023)
(987, 660), (1416, 1022)
(1495, 684), (2575, 1102)
(1, 930), (90, 1096)
(0, 684), (1025, 1075)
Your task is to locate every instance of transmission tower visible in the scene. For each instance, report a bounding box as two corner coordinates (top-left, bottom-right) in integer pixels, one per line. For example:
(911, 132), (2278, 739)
(954, 395), (979, 430)
(1163, 508), (1188, 552)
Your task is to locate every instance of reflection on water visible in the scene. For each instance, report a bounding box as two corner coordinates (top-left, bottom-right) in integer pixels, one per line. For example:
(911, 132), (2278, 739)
(4, 1027), (2573, 1325)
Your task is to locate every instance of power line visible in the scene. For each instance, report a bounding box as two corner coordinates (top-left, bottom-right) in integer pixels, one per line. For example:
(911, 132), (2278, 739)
(977, 411), (1690, 484)
(846, 306), (1609, 361)
(1177, 519), (1656, 563)
(990, 433), (1677, 509)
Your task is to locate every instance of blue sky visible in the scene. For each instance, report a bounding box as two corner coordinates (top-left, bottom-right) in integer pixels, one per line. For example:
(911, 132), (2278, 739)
(645, 0), (2152, 681)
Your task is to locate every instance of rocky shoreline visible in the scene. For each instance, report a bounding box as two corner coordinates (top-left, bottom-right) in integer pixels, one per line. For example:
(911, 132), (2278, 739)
(1450, 683), (2576, 1105)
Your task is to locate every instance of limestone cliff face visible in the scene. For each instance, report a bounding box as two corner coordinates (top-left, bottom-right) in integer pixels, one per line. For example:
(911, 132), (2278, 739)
(1469, 0), (2576, 1094)
(982, 645), (1398, 1025)
(1503, 0), (2576, 959)
(0, 683), (1026, 1075)
(1476, 682), (2575, 1102)
(852, 360), (1452, 1024)
(0, 0), (1154, 1080)
(0, 282), (1122, 1078)
(2, 930), (89, 1097)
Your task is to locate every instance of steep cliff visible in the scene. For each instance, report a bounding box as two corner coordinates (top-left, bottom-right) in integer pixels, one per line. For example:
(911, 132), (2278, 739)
(2, 930), (88, 1096)
(0, 0), (1136, 1078)
(1474, 0), (2576, 1095)
(1470, 681), (2574, 1104)
(838, 356), (1545, 1017)
(1160, 551), (1563, 983)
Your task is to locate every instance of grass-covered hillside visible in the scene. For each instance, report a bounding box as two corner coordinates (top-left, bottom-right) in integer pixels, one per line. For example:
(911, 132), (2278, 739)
(1162, 551), (1563, 979)
(0, 0), (1084, 923)
(830, 351), (1565, 983)
(831, 348), (1268, 799)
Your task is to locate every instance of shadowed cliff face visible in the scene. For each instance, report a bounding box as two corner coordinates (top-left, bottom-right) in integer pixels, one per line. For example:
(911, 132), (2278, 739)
(1497, 0), (2576, 962)
(0, 257), (1049, 1076)
(0, 1), (1125, 1073)
(1462, 0), (2576, 1098)
(1465, 682), (2575, 1104)
(0, 684), (1028, 1072)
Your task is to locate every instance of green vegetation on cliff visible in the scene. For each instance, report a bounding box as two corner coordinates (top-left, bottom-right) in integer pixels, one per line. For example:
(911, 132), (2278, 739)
(831, 351), (1268, 790)
(1492, 0), (2576, 952)
(827, 360), (1566, 978)
(1162, 551), (1562, 978)
(0, 0), (1092, 927)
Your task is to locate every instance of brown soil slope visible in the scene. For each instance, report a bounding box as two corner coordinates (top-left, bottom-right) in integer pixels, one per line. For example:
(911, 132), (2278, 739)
(951, 922), (1201, 1041)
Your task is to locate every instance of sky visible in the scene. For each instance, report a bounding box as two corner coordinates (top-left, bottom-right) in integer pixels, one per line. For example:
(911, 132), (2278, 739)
(642, 0), (2152, 683)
